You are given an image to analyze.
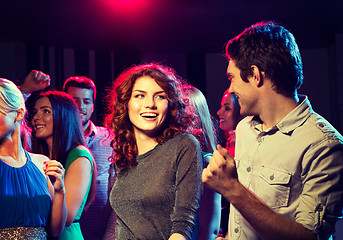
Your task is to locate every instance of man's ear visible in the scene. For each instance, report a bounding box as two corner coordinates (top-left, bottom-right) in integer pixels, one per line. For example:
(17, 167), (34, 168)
(15, 108), (25, 122)
(251, 65), (264, 87)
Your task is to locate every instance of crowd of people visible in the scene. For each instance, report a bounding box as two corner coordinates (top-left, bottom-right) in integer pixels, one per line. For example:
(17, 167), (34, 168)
(0, 21), (342, 240)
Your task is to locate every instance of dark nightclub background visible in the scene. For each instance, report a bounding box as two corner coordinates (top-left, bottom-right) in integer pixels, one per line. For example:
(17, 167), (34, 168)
(0, 0), (342, 132)
(0, 0), (343, 238)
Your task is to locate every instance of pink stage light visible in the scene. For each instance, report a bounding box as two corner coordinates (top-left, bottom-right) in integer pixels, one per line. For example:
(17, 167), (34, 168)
(100, 0), (151, 15)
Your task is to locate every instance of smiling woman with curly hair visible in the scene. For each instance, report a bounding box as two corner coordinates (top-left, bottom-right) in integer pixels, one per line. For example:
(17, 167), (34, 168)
(105, 63), (203, 240)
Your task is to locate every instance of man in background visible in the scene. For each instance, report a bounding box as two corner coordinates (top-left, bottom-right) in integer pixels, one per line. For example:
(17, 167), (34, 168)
(63, 76), (115, 240)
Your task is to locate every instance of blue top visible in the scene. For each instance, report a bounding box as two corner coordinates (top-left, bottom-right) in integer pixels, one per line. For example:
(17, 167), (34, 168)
(0, 151), (52, 228)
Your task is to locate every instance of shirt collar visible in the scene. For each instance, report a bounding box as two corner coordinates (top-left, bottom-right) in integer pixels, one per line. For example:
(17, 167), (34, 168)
(249, 95), (312, 135)
(85, 120), (97, 138)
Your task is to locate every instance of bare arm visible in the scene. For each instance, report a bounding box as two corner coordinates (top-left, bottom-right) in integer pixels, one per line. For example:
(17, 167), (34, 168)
(44, 160), (68, 237)
(202, 145), (316, 240)
(30, 154), (67, 237)
(64, 156), (92, 226)
(19, 70), (51, 94)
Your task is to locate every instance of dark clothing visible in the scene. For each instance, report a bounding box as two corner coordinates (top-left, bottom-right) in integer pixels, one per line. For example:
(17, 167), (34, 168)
(110, 133), (203, 240)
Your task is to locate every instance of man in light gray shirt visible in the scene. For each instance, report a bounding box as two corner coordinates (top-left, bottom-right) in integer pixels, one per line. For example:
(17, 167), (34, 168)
(203, 21), (343, 240)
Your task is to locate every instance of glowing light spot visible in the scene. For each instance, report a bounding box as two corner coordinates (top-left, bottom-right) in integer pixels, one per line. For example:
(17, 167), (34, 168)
(100, 0), (151, 15)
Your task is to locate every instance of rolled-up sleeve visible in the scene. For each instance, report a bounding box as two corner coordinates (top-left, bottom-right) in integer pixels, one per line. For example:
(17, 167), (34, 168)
(296, 138), (343, 239)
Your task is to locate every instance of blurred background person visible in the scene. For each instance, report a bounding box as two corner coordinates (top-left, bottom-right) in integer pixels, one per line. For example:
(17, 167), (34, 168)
(105, 63), (203, 240)
(217, 88), (243, 157)
(18, 70), (51, 150)
(0, 78), (66, 239)
(30, 91), (97, 239)
(216, 88), (243, 238)
(181, 84), (222, 240)
(63, 76), (115, 240)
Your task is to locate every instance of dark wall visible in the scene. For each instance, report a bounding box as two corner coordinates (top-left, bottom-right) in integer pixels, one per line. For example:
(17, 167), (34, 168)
(0, 37), (342, 134)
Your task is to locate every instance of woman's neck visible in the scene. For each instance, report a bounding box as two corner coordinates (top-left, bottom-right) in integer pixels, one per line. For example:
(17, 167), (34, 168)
(135, 133), (159, 155)
(0, 125), (25, 162)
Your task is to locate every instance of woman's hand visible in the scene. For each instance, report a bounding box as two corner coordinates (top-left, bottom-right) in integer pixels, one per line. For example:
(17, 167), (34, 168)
(43, 160), (65, 193)
(168, 233), (186, 240)
(44, 160), (68, 237)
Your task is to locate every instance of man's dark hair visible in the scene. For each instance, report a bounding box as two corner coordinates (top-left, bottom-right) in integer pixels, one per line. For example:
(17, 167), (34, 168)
(63, 76), (97, 101)
(226, 21), (303, 97)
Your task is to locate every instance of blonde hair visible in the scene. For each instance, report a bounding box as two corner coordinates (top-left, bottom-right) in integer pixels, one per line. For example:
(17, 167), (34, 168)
(0, 78), (26, 114)
(182, 84), (217, 153)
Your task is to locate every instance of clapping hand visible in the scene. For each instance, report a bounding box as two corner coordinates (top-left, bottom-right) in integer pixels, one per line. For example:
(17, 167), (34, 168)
(202, 144), (239, 195)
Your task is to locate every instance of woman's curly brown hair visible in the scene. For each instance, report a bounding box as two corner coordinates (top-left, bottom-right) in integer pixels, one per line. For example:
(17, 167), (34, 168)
(105, 63), (193, 173)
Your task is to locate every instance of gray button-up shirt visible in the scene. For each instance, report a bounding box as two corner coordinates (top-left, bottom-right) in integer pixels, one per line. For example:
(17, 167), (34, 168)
(229, 95), (343, 240)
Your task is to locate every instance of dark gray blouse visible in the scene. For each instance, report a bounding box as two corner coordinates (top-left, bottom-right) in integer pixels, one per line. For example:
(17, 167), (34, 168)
(110, 133), (203, 240)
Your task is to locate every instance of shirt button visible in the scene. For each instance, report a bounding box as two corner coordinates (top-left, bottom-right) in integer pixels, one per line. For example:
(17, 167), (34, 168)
(247, 166), (251, 172)
(270, 174), (274, 180)
(234, 228), (239, 233)
(316, 204), (323, 212)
